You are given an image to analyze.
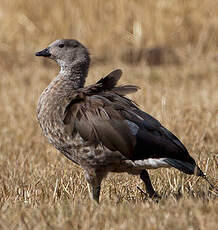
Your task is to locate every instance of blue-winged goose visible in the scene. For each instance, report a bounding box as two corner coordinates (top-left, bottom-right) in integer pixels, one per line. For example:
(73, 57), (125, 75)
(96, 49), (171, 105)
(35, 39), (213, 203)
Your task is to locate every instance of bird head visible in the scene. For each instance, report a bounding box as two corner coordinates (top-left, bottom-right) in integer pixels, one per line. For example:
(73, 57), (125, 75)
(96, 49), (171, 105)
(35, 39), (90, 67)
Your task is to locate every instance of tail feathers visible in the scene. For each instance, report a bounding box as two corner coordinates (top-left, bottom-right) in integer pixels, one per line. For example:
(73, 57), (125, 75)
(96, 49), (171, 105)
(163, 158), (204, 176)
(164, 158), (217, 192)
(201, 175), (217, 192)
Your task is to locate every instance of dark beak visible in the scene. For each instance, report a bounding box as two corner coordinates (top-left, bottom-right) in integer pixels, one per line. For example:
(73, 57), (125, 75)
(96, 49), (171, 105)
(35, 48), (51, 57)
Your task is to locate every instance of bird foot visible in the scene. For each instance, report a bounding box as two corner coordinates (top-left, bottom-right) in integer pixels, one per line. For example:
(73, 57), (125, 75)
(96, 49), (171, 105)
(137, 186), (161, 202)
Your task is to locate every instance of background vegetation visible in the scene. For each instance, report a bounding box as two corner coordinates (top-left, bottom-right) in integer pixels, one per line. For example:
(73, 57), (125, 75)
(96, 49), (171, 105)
(0, 0), (217, 229)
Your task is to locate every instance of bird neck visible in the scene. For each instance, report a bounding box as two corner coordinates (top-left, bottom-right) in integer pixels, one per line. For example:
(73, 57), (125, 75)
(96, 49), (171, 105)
(59, 59), (89, 89)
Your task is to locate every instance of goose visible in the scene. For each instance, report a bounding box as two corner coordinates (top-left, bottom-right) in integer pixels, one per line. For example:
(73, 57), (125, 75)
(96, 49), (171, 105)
(35, 39), (213, 203)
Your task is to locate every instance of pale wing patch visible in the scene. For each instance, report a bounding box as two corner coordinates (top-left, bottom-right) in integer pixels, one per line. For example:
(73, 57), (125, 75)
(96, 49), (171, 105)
(124, 120), (139, 135)
(133, 158), (171, 169)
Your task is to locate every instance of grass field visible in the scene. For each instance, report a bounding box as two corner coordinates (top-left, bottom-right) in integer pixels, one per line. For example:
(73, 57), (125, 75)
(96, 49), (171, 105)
(0, 0), (217, 229)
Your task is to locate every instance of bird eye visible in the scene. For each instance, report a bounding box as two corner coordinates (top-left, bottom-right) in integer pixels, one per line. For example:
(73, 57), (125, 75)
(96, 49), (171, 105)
(58, 44), (65, 48)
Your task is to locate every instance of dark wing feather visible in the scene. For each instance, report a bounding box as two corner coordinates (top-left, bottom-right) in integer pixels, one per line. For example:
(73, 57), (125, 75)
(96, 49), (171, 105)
(78, 69), (124, 95)
(163, 158), (204, 176)
(112, 85), (140, 96)
(125, 108), (197, 167)
(96, 69), (122, 90)
(64, 93), (136, 158)
(129, 113), (195, 161)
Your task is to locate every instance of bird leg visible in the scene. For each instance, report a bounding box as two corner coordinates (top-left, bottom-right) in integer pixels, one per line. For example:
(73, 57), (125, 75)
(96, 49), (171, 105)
(85, 171), (104, 204)
(140, 170), (160, 198)
(87, 183), (101, 204)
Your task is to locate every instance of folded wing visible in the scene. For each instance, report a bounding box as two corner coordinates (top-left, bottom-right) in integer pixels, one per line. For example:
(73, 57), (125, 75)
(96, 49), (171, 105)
(63, 69), (203, 176)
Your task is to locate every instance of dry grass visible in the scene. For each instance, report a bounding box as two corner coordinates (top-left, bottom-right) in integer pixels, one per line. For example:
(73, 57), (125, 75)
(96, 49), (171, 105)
(0, 0), (217, 229)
